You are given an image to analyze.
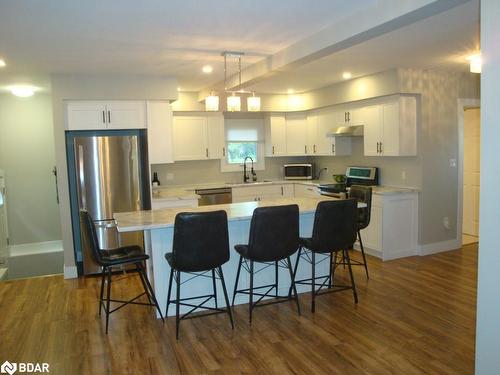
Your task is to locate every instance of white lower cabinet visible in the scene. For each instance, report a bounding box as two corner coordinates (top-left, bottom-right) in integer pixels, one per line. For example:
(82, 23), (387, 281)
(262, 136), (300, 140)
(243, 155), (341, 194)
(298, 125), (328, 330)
(151, 198), (198, 210)
(359, 192), (418, 261)
(232, 184), (293, 203)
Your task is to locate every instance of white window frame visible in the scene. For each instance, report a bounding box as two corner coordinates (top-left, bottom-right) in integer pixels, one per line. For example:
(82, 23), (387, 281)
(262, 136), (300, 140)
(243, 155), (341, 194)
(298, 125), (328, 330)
(220, 118), (266, 172)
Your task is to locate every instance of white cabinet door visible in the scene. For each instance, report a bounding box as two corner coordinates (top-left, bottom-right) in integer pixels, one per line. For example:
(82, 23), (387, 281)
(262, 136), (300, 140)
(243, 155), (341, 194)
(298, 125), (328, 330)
(285, 114), (308, 156)
(67, 102), (107, 130)
(381, 101), (400, 156)
(147, 101), (173, 164)
(173, 117), (208, 161)
(347, 107), (363, 126)
(207, 115), (225, 159)
(360, 204), (382, 252)
(362, 105), (382, 156)
(265, 115), (287, 156)
(106, 101), (146, 129)
(315, 111), (335, 155)
(306, 115), (318, 155)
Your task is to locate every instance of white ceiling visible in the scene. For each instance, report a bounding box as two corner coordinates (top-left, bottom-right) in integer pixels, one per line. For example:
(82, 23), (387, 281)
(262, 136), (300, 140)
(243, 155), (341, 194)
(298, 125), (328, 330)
(247, 0), (480, 94)
(0, 0), (377, 91)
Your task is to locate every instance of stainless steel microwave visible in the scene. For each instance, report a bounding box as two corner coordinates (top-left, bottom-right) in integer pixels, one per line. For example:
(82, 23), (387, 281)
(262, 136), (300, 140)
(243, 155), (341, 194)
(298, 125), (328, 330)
(284, 164), (315, 180)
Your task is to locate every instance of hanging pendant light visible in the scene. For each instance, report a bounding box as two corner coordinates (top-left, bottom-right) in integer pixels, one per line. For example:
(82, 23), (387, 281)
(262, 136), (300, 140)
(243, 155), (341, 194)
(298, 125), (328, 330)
(205, 92), (219, 111)
(227, 93), (241, 112)
(247, 92), (261, 112)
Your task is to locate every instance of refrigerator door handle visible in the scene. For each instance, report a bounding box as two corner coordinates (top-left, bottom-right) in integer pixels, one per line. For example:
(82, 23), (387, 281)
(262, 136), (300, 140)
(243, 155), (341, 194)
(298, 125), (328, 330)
(77, 145), (87, 210)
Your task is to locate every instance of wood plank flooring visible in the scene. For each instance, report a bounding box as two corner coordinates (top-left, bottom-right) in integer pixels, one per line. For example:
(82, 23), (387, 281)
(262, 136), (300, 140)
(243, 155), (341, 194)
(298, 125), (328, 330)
(0, 245), (477, 374)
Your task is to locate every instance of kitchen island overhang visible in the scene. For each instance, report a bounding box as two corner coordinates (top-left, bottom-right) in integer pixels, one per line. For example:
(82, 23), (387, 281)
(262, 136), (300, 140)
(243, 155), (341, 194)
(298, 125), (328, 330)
(114, 197), (366, 317)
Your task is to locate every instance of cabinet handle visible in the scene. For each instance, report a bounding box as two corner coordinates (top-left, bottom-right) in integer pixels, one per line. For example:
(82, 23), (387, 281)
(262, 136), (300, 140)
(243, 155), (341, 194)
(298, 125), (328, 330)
(332, 144), (335, 154)
(222, 147), (225, 157)
(305, 145), (307, 154)
(107, 110), (111, 123)
(272, 146), (275, 155)
(206, 148), (209, 158)
(376, 142), (379, 153)
(348, 111), (350, 122)
(102, 111), (106, 124)
(344, 112), (347, 122)
(313, 144), (316, 153)
(380, 142), (383, 154)
(281, 186), (284, 195)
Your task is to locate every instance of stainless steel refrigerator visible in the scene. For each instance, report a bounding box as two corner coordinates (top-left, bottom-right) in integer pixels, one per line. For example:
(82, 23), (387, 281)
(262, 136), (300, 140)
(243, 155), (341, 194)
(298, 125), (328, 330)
(74, 135), (144, 275)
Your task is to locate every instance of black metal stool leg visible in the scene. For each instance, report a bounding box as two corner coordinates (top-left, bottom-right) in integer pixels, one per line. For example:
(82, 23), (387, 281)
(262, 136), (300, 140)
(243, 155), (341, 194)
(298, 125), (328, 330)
(212, 269), (218, 309)
(328, 252), (333, 288)
(286, 257), (301, 315)
(105, 267), (112, 334)
(166, 266), (174, 318)
(358, 230), (369, 279)
(232, 256), (243, 306)
(288, 247), (302, 298)
(311, 251), (316, 313)
(249, 260), (254, 324)
(175, 270), (181, 340)
(217, 267), (235, 329)
(275, 261), (279, 297)
(331, 252), (338, 285)
(344, 249), (358, 304)
(136, 263), (153, 305)
(99, 267), (106, 316)
(137, 263), (164, 322)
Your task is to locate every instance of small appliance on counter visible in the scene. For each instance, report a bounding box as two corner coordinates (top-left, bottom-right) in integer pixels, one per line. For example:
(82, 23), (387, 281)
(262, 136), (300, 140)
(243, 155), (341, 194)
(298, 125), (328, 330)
(319, 166), (378, 198)
(284, 163), (315, 180)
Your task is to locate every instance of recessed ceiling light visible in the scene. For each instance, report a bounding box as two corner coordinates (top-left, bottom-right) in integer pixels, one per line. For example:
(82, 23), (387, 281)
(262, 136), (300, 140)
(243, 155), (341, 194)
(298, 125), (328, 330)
(287, 89), (294, 94)
(10, 85), (36, 97)
(0, 59), (6, 68)
(342, 72), (352, 79)
(202, 65), (213, 74)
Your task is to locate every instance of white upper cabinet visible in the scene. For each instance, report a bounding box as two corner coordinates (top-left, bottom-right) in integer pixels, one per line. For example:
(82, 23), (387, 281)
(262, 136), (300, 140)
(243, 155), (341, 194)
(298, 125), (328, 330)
(313, 109), (351, 156)
(66, 101), (146, 130)
(172, 114), (224, 161)
(285, 114), (308, 156)
(147, 101), (173, 164)
(335, 107), (363, 126)
(362, 96), (417, 156)
(265, 115), (287, 156)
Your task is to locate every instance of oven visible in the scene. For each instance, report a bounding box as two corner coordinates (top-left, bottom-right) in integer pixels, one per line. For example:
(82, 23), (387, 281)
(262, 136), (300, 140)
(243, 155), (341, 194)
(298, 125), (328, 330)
(319, 166), (378, 198)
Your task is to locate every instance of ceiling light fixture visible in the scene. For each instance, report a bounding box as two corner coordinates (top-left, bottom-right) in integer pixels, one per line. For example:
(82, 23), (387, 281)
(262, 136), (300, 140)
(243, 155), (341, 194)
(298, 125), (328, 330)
(10, 85), (36, 97)
(0, 59), (6, 68)
(467, 53), (481, 73)
(342, 72), (352, 79)
(204, 51), (261, 112)
(202, 65), (213, 74)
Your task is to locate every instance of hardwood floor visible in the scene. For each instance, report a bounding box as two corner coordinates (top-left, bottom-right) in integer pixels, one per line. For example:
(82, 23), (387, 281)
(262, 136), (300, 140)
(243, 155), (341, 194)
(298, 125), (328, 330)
(0, 246), (477, 374)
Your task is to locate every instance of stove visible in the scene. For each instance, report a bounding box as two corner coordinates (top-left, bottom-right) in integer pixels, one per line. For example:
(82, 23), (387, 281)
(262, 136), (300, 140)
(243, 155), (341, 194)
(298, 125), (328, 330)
(319, 166), (378, 198)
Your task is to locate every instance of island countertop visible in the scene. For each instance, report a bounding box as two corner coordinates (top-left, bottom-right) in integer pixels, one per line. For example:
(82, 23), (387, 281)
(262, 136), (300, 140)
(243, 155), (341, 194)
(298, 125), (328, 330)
(115, 196), (365, 233)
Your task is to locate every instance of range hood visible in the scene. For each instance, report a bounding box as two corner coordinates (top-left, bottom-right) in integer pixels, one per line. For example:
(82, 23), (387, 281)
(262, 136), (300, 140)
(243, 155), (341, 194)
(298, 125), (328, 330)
(327, 125), (364, 137)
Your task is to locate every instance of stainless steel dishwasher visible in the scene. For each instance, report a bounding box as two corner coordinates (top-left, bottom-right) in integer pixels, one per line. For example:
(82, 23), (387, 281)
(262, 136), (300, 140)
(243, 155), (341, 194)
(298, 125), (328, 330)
(195, 187), (232, 206)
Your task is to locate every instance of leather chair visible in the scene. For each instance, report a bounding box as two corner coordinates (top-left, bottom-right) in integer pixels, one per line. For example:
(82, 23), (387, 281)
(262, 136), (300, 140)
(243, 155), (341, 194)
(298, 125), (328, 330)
(165, 210), (234, 339)
(291, 199), (358, 312)
(232, 204), (301, 323)
(79, 210), (163, 334)
(334, 185), (372, 279)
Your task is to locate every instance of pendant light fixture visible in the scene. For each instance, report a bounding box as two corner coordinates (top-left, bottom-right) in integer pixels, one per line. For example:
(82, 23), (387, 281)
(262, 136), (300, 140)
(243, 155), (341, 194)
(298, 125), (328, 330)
(204, 51), (261, 112)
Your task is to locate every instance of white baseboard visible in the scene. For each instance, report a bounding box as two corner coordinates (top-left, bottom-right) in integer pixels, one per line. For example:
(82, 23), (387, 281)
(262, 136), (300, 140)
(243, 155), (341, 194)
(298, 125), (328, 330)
(64, 265), (78, 279)
(417, 238), (461, 256)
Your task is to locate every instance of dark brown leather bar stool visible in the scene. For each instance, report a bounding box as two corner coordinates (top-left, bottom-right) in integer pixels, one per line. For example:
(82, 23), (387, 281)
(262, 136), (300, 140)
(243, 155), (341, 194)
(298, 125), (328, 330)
(79, 210), (164, 334)
(165, 210), (234, 339)
(334, 185), (372, 279)
(232, 204), (301, 323)
(291, 199), (358, 312)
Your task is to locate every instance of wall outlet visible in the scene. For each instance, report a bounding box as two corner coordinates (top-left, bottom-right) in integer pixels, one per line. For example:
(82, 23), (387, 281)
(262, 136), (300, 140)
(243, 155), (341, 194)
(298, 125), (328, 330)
(166, 173), (174, 181)
(443, 216), (450, 230)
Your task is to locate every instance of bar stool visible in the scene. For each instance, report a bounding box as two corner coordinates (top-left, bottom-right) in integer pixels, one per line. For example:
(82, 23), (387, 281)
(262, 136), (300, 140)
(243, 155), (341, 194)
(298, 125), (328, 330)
(165, 210), (234, 339)
(79, 210), (164, 334)
(291, 199), (358, 313)
(334, 185), (372, 279)
(232, 204), (301, 323)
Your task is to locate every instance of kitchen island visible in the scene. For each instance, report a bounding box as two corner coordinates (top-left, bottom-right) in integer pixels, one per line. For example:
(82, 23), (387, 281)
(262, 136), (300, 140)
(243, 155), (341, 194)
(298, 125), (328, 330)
(114, 196), (366, 317)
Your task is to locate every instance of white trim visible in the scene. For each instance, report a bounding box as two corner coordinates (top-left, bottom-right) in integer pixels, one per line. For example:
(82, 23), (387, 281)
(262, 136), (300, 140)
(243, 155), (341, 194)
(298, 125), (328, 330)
(457, 98), (480, 248)
(64, 265), (78, 279)
(417, 237), (461, 256)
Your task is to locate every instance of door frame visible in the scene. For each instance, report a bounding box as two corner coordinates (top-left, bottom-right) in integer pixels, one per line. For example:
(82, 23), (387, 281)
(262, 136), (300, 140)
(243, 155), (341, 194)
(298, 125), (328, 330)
(457, 98), (481, 247)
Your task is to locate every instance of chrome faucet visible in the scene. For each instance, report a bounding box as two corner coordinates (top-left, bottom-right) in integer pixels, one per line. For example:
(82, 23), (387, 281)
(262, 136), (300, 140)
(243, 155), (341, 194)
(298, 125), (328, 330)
(243, 156), (256, 183)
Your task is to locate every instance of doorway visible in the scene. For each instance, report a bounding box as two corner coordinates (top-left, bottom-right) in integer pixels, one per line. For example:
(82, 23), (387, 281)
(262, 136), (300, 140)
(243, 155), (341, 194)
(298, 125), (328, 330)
(460, 105), (480, 246)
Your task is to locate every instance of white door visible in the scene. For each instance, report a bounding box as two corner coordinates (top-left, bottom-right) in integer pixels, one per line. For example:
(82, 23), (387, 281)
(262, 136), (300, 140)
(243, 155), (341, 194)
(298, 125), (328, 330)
(381, 101), (400, 156)
(106, 101), (146, 129)
(66, 101), (107, 130)
(173, 117), (208, 160)
(463, 108), (481, 236)
(362, 105), (382, 156)
(286, 114), (308, 155)
(315, 111), (334, 155)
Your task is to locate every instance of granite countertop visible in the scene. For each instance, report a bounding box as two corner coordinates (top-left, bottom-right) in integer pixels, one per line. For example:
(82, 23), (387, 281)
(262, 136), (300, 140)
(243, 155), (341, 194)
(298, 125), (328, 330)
(115, 196), (367, 232)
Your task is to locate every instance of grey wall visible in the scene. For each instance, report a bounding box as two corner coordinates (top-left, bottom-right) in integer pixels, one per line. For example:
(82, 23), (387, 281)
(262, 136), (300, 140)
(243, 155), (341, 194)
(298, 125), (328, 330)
(0, 93), (61, 245)
(50, 74), (178, 271)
